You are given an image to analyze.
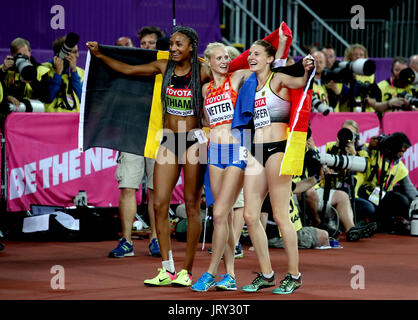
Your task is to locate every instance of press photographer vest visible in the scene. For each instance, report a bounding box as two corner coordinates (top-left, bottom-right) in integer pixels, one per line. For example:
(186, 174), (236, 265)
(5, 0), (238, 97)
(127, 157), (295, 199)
(377, 78), (414, 113)
(313, 80), (330, 105)
(362, 149), (408, 193)
(1, 64), (49, 100)
(43, 62), (84, 112)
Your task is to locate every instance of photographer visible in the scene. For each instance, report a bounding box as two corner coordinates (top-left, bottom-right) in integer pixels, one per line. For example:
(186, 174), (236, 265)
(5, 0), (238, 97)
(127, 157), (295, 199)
(357, 132), (418, 234)
(0, 38), (50, 115)
(303, 130), (376, 242)
(42, 34), (84, 112)
(311, 51), (339, 115)
(366, 57), (416, 114)
(331, 44), (379, 112)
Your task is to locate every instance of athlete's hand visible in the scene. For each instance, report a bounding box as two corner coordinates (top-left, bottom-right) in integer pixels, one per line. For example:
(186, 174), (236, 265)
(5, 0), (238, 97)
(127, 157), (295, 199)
(302, 55), (315, 72)
(86, 42), (102, 58)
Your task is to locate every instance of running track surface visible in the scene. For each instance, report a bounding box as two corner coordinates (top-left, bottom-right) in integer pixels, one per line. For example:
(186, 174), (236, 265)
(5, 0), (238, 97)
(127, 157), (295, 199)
(1, 233), (417, 301)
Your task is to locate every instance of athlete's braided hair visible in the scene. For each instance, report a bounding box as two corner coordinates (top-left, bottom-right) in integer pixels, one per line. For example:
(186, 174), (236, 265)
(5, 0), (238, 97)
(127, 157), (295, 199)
(161, 25), (202, 124)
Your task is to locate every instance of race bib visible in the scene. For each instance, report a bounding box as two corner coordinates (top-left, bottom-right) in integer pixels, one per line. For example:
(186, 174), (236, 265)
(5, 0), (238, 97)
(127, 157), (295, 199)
(194, 129), (208, 144)
(253, 96), (271, 129)
(239, 146), (249, 161)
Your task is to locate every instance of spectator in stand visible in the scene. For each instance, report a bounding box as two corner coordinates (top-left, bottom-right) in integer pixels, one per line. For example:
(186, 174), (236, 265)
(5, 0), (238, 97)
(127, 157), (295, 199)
(321, 45), (337, 69)
(366, 56), (416, 114)
(137, 26), (164, 49)
(225, 46), (241, 60)
(0, 38), (50, 113)
(115, 37), (134, 47)
(42, 35), (84, 112)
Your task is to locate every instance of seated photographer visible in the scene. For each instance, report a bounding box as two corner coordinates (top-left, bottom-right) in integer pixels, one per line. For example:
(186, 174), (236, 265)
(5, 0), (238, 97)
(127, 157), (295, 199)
(311, 51), (340, 115)
(42, 34), (84, 112)
(0, 37), (50, 113)
(366, 56), (416, 114)
(357, 132), (418, 234)
(262, 191), (330, 249)
(304, 132), (377, 242)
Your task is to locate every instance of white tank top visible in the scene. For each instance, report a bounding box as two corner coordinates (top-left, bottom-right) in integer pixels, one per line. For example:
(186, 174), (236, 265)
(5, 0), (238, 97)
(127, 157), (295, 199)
(253, 73), (290, 129)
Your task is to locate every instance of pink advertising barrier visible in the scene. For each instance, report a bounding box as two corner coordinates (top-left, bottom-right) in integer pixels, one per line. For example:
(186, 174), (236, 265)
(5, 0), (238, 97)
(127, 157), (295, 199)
(310, 112), (381, 153)
(5, 113), (185, 212)
(381, 112), (418, 188)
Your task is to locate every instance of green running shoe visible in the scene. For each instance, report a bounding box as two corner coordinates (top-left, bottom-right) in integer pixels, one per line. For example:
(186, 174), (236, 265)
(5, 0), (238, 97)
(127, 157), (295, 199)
(144, 268), (176, 286)
(272, 273), (302, 294)
(241, 273), (275, 292)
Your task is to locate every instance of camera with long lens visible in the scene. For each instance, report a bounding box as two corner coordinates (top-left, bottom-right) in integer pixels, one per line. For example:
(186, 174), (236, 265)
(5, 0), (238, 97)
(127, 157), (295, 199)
(337, 127), (358, 148)
(319, 153), (368, 173)
(312, 97), (333, 115)
(8, 99), (44, 113)
(14, 53), (37, 82)
(56, 32), (80, 60)
(322, 58), (376, 84)
(304, 147), (367, 177)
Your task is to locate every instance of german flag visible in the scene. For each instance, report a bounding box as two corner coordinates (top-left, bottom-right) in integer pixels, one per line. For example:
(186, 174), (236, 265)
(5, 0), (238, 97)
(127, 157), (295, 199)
(78, 45), (169, 159)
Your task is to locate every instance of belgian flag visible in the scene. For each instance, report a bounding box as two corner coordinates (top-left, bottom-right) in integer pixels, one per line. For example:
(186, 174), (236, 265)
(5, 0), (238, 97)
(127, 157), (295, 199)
(78, 45), (169, 159)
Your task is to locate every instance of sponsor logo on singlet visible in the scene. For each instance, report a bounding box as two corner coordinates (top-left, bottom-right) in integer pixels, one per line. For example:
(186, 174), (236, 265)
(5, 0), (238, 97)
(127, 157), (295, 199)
(205, 92), (234, 127)
(165, 87), (194, 116)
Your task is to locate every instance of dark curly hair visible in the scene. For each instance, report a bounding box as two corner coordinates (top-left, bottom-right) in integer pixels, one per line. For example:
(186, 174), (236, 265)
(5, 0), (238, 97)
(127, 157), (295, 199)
(160, 25), (202, 124)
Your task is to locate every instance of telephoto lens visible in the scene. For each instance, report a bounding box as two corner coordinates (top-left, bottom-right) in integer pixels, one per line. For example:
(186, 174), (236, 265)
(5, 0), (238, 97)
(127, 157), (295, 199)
(14, 54), (37, 82)
(57, 32), (80, 59)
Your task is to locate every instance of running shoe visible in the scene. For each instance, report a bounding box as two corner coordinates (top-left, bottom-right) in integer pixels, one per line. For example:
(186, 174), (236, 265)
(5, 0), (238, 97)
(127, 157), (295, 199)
(108, 238), (134, 258)
(345, 226), (362, 242)
(215, 274), (237, 291)
(172, 269), (192, 287)
(272, 273), (302, 294)
(241, 273), (275, 292)
(144, 268), (176, 286)
(149, 238), (161, 257)
(361, 221), (378, 238)
(235, 243), (244, 259)
(191, 272), (216, 292)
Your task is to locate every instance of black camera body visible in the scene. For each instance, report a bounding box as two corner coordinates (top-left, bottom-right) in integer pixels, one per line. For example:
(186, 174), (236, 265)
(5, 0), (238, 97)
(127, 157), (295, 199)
(397, 91), (418, 109)
(14, 53), (37, 82)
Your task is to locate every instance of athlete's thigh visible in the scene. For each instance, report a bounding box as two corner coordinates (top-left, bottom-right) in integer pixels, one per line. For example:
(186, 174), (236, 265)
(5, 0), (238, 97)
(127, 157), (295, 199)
(153, 146), (181, 204)
(243, 155), (268, 216)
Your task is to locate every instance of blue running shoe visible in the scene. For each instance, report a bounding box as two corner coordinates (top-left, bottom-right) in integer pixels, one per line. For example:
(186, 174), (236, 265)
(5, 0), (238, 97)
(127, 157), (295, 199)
(215, 274), (237, 291)
(191, 272), (216, 292)
(149, 238), (161, 257)
(108, 238), (134, 258)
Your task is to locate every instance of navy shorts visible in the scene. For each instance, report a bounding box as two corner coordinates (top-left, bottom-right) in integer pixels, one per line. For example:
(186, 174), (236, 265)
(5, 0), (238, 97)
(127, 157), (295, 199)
(208, 142), (246, 171)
